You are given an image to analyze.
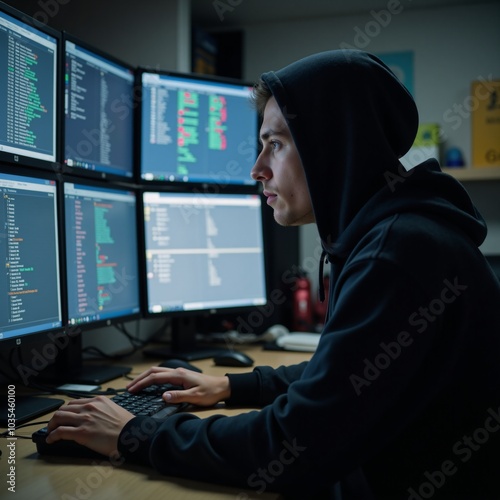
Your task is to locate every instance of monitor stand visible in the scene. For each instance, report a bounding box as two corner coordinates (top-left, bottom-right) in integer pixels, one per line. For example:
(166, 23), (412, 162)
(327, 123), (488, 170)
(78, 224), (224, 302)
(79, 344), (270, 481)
(43, 334), (132, 386)
(142, 317), (228, 361)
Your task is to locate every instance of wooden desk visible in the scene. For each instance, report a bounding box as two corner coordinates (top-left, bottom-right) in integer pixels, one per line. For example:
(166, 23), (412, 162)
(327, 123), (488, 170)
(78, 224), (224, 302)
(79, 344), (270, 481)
(2, 345), (312, 500)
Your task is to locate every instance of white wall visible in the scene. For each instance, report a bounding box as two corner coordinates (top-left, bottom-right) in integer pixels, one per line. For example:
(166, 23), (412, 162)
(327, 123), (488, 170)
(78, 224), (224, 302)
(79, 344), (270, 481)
(62, 0), (191, 71)
(240, 2), (500, 295)
(4, 0), (191, 70)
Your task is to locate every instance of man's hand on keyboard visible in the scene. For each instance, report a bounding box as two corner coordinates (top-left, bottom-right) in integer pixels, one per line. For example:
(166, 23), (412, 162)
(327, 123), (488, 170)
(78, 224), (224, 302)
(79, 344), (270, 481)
(46, 396), (135, 457)
(126, 367), (231, 407)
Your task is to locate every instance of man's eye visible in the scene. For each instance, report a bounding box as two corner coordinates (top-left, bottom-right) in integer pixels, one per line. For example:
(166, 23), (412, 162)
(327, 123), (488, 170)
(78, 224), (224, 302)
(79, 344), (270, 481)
(270, 140), (280, 151)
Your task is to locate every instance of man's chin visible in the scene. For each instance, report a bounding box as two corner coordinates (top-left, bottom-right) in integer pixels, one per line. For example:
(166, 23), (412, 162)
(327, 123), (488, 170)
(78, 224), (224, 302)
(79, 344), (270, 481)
(273, 212), (298, 227)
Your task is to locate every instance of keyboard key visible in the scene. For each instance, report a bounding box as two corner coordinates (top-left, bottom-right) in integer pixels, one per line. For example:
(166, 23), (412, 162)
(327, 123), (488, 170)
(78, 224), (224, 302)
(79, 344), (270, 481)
(111, 384), (186, 419)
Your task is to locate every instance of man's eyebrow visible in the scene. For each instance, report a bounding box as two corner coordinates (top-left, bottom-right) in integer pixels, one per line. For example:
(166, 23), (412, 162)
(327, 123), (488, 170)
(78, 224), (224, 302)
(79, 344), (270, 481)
(259, 128), (286, 142)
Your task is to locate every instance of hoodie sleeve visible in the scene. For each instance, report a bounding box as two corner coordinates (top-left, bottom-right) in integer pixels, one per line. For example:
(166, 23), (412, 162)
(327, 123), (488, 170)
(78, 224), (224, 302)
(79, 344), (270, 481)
(226, 362), (308, 407)
(117, 257), (444, 497)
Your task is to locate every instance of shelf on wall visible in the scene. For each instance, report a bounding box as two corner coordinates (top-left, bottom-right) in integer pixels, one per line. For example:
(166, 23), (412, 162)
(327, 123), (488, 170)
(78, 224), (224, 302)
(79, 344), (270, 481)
(442, 166), (500, 181)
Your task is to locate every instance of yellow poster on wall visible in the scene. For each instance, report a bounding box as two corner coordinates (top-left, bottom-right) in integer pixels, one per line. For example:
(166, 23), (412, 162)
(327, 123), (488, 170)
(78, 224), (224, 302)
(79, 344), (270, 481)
(472, 79), (500, 167)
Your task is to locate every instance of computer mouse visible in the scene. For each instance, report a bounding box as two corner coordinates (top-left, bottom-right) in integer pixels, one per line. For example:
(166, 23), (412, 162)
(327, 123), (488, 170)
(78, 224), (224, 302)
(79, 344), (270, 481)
(158, 358), (202, 373)
(213, 351), (254, 368)
(33, 427), (104, 458)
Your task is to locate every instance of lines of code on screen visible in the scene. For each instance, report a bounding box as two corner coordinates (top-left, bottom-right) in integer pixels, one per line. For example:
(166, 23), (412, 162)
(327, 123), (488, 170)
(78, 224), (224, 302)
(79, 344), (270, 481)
(0, 11), (57, 162)
(0, 177), (61, 340)
(140, 73), (257, 185)
(64, 183), (140, 325)
(64, 41), (134, 177)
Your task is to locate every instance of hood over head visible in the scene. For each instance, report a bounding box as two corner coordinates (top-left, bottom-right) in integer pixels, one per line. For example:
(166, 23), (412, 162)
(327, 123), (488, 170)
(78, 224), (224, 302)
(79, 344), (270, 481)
(259, 49), (486, 256)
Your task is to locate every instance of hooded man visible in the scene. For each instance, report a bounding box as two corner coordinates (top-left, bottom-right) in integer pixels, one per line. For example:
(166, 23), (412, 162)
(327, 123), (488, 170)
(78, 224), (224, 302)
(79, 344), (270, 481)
(47, 50), (500, 499)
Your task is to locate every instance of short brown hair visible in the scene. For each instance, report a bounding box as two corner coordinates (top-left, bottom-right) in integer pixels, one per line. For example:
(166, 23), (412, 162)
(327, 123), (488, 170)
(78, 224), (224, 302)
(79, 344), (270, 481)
(250, 78), (272, 117)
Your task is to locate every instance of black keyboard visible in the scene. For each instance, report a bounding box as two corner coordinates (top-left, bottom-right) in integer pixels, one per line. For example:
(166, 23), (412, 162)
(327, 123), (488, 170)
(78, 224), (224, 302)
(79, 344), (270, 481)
(111, 384), (188, 419)
(33, 385), (187, 457)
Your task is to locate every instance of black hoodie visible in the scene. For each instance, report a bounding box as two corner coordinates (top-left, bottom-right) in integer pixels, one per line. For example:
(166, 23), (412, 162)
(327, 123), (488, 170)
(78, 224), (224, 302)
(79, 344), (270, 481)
(119, 50), (500, 499)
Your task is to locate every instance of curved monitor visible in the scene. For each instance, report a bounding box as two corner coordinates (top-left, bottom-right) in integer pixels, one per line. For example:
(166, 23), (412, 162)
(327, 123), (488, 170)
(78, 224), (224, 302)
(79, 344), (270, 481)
(0, 3), (60, 171)
(141, 190), (267, 359)
(62, 34), (135, 180)
(138, 69), (258, 187)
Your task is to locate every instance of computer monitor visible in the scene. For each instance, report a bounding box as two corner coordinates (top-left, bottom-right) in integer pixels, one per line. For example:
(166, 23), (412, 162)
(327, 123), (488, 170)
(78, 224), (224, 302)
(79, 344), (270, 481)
(62, 179), (141, 382)
(0, 3), (60, 171)
(141, 190), (267, 360)
(0, 167), (65, 424)
(62, 34), (135, 180)
(138, 69), (258, 187)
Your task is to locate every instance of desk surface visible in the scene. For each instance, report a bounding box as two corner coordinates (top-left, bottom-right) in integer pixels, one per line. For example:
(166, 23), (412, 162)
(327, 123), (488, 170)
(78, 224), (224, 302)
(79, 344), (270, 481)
(2, 345), (312, 500)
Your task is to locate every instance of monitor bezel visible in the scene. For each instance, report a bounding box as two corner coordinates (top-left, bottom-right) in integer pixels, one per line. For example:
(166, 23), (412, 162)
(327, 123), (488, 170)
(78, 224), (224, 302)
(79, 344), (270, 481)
(61, 32), (137, 182)
(135, 67), (259, 192)
(61, 175), (143, 333)
(0, 2), (62, 173)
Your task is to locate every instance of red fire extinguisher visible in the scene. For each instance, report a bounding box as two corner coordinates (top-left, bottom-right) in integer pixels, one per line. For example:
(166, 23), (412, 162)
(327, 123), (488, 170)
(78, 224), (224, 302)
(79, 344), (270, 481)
(292, 270), (313, 331)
